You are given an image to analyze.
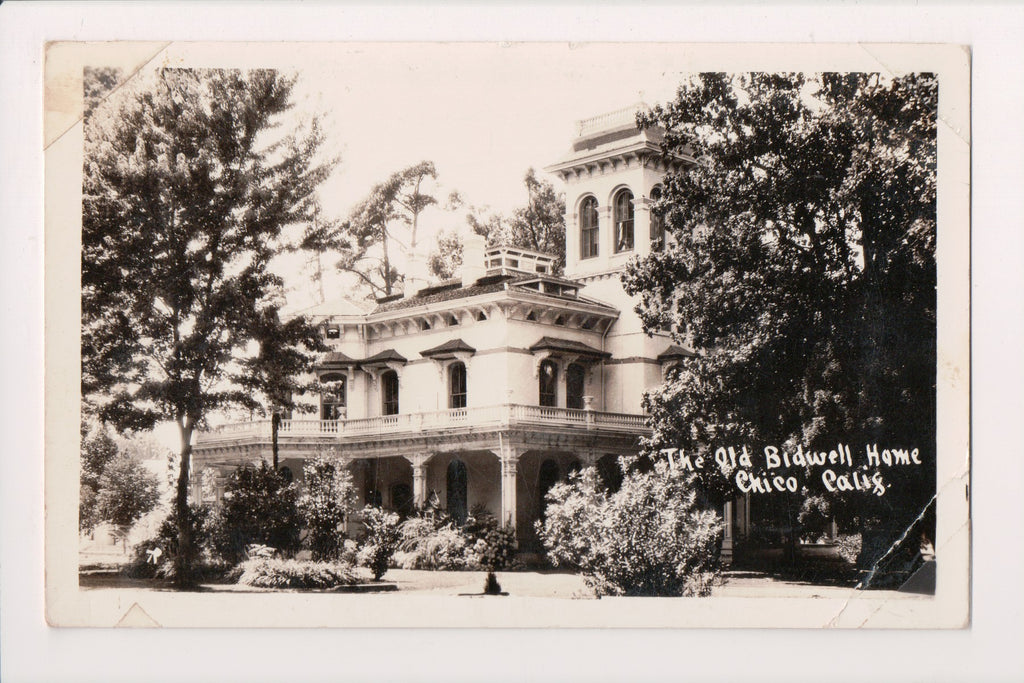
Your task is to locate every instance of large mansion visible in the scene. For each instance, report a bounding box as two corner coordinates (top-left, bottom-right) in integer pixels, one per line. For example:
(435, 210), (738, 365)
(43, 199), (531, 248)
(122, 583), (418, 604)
(192, 106), (747, 556)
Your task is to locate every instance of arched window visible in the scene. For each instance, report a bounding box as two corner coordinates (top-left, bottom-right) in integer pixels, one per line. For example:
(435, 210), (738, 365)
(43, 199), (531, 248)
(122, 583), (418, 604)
(597, 454), (624, 493)
(448, 362), (467, 409)
(538, 459), (560, 519)
(447, 459), (468, 525)
(381, 370), (399, 415)
(539, 360), (558, 407)
(320, 374), (346, 420)
(579, 195), (600, 259)
(566, 363), (586, 410)
(391, 483), (414, 518)
(613, 189), (634, 253)
(649, 186), (665, 252)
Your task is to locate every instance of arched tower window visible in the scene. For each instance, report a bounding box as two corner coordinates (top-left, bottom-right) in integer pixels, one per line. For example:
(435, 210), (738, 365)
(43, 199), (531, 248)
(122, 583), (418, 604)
(579, 195), (600, 259)
(448, 362), (467, 409)
(539, 360), (558, 407)
(566, 363), (586, 410)
(381, 370), (399, 415)
(613, 189), (634, 253)
(650, 186), (665, 252)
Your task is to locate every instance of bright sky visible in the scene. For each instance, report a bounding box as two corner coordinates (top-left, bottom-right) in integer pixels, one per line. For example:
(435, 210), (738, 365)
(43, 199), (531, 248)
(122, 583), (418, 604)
(95, 42), (704, 309)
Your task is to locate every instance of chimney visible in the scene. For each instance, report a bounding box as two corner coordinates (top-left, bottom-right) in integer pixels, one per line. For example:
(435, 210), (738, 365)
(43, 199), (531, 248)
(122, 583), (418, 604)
(404, 249), (429, 299)
(461, 233), (486, 288)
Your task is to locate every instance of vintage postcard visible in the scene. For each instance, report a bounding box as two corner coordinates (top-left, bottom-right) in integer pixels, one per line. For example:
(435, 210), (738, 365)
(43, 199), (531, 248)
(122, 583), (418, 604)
(44, 41), (970, 628)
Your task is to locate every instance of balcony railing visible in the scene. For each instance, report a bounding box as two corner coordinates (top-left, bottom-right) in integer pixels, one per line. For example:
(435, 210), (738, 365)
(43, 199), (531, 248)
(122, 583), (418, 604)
(196, 403), (650, 445)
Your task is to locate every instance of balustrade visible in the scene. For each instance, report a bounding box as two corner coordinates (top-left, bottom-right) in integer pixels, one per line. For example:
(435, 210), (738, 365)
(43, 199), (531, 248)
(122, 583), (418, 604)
(197, 403), (650, 445)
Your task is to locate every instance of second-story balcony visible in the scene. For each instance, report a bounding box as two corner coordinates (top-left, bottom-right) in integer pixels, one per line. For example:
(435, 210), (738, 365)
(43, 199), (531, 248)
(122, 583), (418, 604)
(193, 403), (651, 462)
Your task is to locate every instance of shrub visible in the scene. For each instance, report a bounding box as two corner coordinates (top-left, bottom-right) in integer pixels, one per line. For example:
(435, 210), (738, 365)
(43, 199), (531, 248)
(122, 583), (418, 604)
(537, 460), (723, 597)
(300, 450), (357, 561)
(212, 462), (302, 564)
(835, 533), (862, 564)
(236, 558), (360, 589)
(127, 503), (215, 581)
(463, 511), (516, 571)
(360, 506), (402, 580)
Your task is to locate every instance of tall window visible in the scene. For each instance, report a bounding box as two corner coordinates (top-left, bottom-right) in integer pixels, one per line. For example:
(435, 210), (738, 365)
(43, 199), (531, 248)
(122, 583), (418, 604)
(320, 374), (346, 420)
(381, 370), (399, 415)
(448, 362), (467, 409)
(649, 186), (665, 252)
(538, 459), (560, 520)
(539, 360), (558, 407)
(579, 195), (599, 259)
(566, 363), (585, 410)
(614, 189), (634, 253)
(447, 460), (468, 525)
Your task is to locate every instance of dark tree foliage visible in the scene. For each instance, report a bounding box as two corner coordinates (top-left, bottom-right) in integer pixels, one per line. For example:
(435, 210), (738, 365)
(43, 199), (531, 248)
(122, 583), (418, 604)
(623, 73), (937, 545)
(80, 422), (120, 532)
(304, 161), (439, 297)
(212, 462), (303, 565)
(430, 168), (566, 279)
(82, 68), (332, 586)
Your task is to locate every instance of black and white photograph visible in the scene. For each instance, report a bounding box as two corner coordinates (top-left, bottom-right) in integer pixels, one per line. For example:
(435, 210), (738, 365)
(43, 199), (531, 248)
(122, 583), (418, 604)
(40, 41), (970, 630)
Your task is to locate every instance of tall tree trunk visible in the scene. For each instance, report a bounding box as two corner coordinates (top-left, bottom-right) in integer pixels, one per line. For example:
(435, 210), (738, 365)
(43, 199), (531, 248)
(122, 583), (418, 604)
(174, 420), (195, 589)
(381, 223), (392, 296)
(271, 410), (280, 470)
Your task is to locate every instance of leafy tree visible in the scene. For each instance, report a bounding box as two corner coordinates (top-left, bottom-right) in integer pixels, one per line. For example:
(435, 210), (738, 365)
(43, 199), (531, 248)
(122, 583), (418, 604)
(82, 68), (332, 586)
(622, 73), (937, 554)
(309, 161), (440, 297)
(80, 422), (120, 532)
(83, 66), (123, 121)
(300, 450), (357, 561)
(537, 460), (722, 596)
(212, 462), (303, 564)
(429, 168), (566, 279)
(95, 453), (162, 545)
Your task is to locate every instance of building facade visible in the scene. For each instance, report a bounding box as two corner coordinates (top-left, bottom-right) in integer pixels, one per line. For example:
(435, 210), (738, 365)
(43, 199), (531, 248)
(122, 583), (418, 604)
(191, 106), (742, 553)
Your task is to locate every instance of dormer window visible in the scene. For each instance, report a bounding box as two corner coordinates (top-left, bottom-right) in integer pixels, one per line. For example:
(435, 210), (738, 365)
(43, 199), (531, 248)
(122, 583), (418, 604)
(614, 189), (634, 253)
(325, 324), (341, 340)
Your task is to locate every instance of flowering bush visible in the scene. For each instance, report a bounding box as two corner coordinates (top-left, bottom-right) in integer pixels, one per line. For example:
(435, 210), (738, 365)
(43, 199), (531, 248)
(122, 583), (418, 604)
(300, 450), (357, 561)
(236, 558), (360, 589)
(537, 460), (723, 596)
(360, 506), (402, 580)
(463, 511), (516, 571)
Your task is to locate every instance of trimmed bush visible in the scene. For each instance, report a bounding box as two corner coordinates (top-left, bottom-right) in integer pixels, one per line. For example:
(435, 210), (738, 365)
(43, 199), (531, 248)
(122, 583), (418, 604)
(212, 462), (302, 564)
(537, 460), (723, 597)
(236, 558), (360, 589)
(360, 506), (402, 580)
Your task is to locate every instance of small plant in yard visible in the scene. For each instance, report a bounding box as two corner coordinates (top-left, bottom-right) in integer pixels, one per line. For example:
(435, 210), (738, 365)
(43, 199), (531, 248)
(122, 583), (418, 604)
(300, 450), (357, 561)
(236, 558), (360, 589)
(483, 571), (503, 595)
(537, 459), (723, 597)
(394, 517), (468, 570)
(360, 506), (402, 580)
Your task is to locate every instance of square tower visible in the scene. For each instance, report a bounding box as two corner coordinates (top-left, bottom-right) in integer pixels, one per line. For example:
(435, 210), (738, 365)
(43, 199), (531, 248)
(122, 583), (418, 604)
(545, 104), (694, 282)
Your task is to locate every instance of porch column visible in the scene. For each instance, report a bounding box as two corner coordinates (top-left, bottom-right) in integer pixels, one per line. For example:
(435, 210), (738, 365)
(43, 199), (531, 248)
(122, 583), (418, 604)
(498, 444), (522, 529)
(404, 454), (433, 509)
(722, 500), (734, 565)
